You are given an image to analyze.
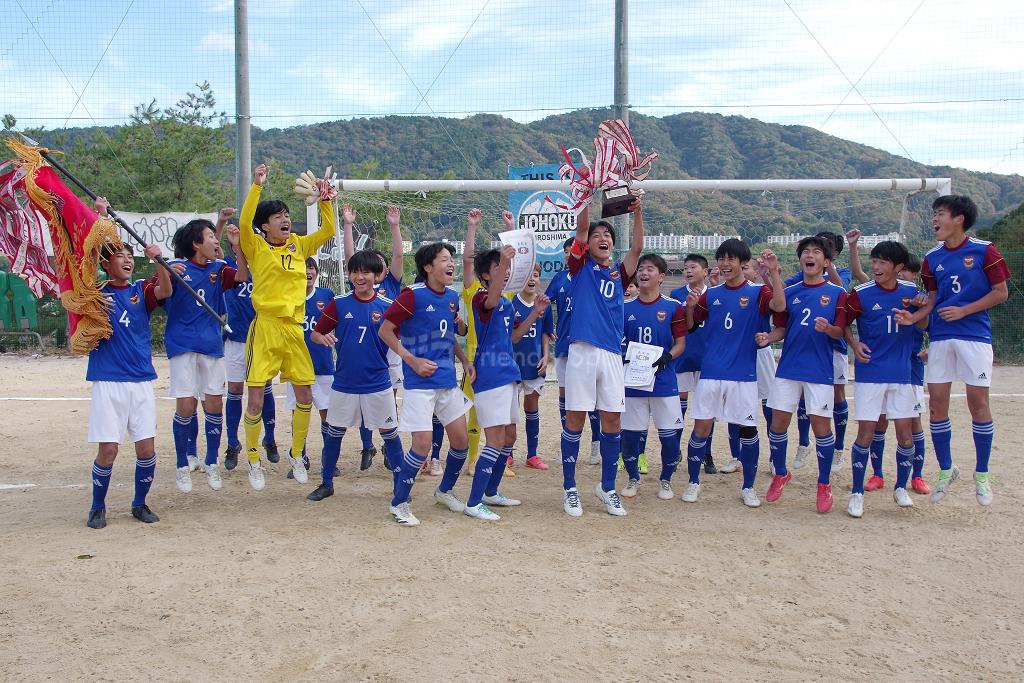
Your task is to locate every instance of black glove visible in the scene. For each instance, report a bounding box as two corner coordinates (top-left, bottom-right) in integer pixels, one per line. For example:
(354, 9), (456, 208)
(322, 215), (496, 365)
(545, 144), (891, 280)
(622, 356), (630, 365)
(652, 352), (673, 370)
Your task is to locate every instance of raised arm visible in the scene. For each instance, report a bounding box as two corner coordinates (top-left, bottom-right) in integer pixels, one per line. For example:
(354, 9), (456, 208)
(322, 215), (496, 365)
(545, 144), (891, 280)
(621, 198), (644, 278)
(511, 294), (550, 344)
(238, 164), (268, 260)
(225, 224), (248, 282)
(845, 230), (869, 285)
(386, 206), (403, 281)
(341, 203), (356, 262)
(145, 244), (173, 300)
(761, 249), (787, 312)
(463, 208), (481, 291)
(484, 246), (516, 311)
(214, 207), (236, 242)
(575, 203), (590, 245)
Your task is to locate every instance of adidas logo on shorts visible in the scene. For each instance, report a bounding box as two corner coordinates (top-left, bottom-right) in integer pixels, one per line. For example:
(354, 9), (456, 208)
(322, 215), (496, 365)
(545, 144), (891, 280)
(979, 372), (988, 379)
(746, 415), (754, 421)
(426, 305), (435, 311)
(385, 416), (394, 423)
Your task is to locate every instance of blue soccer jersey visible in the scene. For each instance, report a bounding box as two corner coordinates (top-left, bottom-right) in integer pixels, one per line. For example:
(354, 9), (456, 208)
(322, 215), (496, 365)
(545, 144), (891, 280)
(910, 327), (925, 387)
(222, 253), (255, 344)
(87, 280), (159, 382)
(787, 266), (852, 355)
(303, 287), (336, 376)
(163, 258), (236, 358)
(511, 294), (554, 381)
(623, 295), (686, 397)
(315, 291), (393, 395)
(845, 280), (921, 384)
(566, 243), (633, 354)
(773, 280), (848, 385)
(384, 283), (462, 391)
(545, 269), (573, 358)
(669, 284), (708, 374)
(471, 291), (521, 393)
(691, 281), (773, 382)
(921, 237), (1010, 343)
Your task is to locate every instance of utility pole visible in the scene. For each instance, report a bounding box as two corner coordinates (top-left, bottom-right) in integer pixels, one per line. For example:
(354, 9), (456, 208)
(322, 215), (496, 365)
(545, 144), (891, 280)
(613, 0), (631, 252)
(234, 0), (252, 211)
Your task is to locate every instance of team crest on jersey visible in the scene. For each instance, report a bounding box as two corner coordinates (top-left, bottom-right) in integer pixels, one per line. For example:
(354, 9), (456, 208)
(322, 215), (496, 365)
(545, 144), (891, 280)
(963, 256), (975, 269)
(819, 295), (831, 306)
(287, 243), (297, 253)
(371, 311), (382, 323)
(609, 270), (620, 280)
(656, 310), (667, 322)
(316, 301), (325, 311)
(129, 293), (140, 305)
(209, 272), (218, 285)
(738, 296), (750, 308)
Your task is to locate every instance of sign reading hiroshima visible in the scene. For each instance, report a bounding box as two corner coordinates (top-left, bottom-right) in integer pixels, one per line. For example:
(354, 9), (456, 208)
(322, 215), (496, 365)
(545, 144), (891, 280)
(507, 164), (576, 276)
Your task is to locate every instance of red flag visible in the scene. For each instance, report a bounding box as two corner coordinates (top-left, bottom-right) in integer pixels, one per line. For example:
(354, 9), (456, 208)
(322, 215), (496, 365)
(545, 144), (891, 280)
(0, 139), (124, 354)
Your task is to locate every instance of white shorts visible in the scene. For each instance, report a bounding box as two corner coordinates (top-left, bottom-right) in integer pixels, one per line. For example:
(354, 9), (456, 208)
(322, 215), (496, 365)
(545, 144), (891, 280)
(927, 339), (993, 387)
(768, 378), (834, 418)
(326, 387), (400, 430)
(474, 383), (519, 428)
(168, 352), (225, 398)
(853, 383), (921, 422)
(565, 342), (625, 413)
(388, 349), (404, 388)
(676, 371), (700, 394)
(88, 381), (156, 444)
(556, 356), (568, 389)
(400, 387), (473, 433)
(690, 379), (759, 426)
(225, 340), (247, 384)
(623, 395), (685, 431)
(914, 385), (925, 414)
(756, 347), (776, 401)
(520, 376), (546, 396)
(833, 350), (850, 385)
(285, 375), (333, 411)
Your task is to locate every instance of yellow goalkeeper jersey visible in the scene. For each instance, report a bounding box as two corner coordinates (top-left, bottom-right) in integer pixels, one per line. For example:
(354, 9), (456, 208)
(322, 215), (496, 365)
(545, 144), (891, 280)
(239, 183), (336, 324)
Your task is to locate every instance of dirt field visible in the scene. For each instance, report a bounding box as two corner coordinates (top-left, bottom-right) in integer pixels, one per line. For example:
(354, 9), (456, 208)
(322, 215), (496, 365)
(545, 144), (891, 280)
(1, 355), (1022, 681)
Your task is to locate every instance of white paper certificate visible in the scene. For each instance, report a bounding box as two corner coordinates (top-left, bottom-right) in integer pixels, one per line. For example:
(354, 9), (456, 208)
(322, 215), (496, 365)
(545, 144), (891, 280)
(624, 341), (663, 390)
(498, 228), (537, 293)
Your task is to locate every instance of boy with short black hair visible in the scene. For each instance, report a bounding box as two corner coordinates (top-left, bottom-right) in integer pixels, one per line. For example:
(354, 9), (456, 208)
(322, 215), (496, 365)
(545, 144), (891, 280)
(921, 194), (1010, 505)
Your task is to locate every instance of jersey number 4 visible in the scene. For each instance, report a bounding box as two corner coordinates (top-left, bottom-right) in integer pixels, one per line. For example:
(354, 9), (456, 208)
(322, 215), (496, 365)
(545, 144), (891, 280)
(119, 310), (131, 328)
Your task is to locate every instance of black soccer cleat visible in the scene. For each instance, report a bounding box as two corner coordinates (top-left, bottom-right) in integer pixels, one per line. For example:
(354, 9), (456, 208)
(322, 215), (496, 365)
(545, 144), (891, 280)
(360, 447), (377, 471)
(87, 508), (106, 529)
(306, 484), (334, 502)
(224, 444), (241, 471)
(264, 441), (280, 463)
(703, 455), (718, 475)
(132, 505), (160, 524)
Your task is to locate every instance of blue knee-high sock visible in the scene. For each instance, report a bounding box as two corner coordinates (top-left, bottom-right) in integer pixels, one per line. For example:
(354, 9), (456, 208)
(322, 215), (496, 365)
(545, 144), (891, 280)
(204, 412), (223, 466)
(870, 430), (886, 477)
(589, 412), (601, 444)
(225, 391), (242, 449)
(833, 400), (849, 451)
(525, 410), (540, 456)
(431, 416), (444, 460)
(740, 433), (760, 489)
(816, 433), (836, 485)
(132, 455), (156, 507)
(391, 449), (426, 507)
(895, 443), (914, 489)
(704, 423), (715, 459)
(851, 443), (870, 494)
(468, 446), (500, 507)
(687, 432), (708, 484)
(797, 399), (810, 448)
(930, 419), (953, 470)
(761, 399), (772, 425)
(728, 423), (741, 460)
(768, 429), (788, 477)
(558, 396), (566, 429)
(187, 413), (198, 458)
(262, 384), (276, 444)
(381, 428), (404, 471)
(91, 460), (112, 510)
(621, 430), (643, 480)
(438, 446), (469, 493)
(973, 421), (994, 473)
(912, 431), (926, 478)
(658, 428), (681, 481)
(600, 431), (621, 492)
(321, 425), (346, 487)
(679, 398), (688, 422)
(485, 446), (513, 497)
(560, 427), (583, 490)
(638, 430), (648, 456)
(172, 413), (191, 469)
(359, 419), (374, 450)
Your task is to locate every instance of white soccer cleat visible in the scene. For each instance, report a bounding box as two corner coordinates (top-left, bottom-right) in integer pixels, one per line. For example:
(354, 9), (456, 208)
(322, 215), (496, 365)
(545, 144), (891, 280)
(429, 458), (443, 476)
(563, 487), (583, 517)
(187, 454), (200, 472)
(482, 492), (521, 507)
(893, 487), (913, 507)
(464, 503), (501, 521)
(657, 480), (674, 500)
(203, 463), (223, 491)
(288, 452), (309, 484)
(929, 466), (960, 503)
(594, 483), (627, 516)
(831, 449), (845, 473)
(975, 473), (994, 507)
(175, 466), (193, 494)
(390, 502), (420, 526)
(588, 441), (601, 465)
(847, 493), (864, 518)
(720, 458), (741, 474)
(434, 487), (466, 513)
(247, 461), (265, 491)
(740, 487), (761, 508)
(793, 445), (809, 469)
(681, 482), (701, 503)
(621, 478), (640, 498)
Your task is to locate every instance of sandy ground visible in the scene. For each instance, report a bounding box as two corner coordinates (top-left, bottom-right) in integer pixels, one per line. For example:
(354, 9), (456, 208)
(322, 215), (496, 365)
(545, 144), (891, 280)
(1, 354), (1022, 681)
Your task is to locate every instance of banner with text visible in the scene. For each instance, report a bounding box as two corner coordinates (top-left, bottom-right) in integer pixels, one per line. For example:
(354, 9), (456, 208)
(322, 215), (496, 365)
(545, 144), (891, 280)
(508, 164), (575, 277)
(116, 211), (218, 257)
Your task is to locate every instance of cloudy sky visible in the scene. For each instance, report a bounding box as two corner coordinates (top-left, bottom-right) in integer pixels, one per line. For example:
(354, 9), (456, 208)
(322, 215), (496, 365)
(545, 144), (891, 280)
(3, 0), (1023, 175)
